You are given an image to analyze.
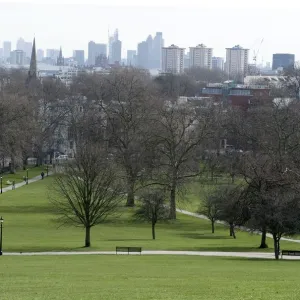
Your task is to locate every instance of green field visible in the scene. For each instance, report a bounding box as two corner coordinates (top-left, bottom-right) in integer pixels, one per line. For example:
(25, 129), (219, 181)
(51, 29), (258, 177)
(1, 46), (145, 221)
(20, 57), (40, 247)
(0, 166), (50, 185)
(1, 255), (300, 300)
(0, 178), (299, 253)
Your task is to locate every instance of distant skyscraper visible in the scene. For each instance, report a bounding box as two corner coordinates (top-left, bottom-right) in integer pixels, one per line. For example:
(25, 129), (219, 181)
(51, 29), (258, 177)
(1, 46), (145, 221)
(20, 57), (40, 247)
(272, 53), (295, 70)
(88, 41), (107, 65)
(108, 29), (121, 64)
(3, 41), (11, 59)
(127, 50), (136, 66)
(0, 48), (3, 59)
(57, 47), (64, 66)
(37, 49), (44, 62)
(111, 40), (121, 64)
(73, 50), (85, 66)
(225, 45), (249, 80)
(137, 42), (149, 69)
(152, 32), (164, 69)
(162, 44), (185, 74)
(212, 57), (224, 71)
(10, 50), (25, 65)
(146, 35), (153, 68)
(189, 44), (213, 69)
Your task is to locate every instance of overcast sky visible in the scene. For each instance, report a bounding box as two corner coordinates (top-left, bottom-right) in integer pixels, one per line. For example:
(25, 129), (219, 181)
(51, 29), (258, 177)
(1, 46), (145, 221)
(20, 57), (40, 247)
(0, 0), (299, 63)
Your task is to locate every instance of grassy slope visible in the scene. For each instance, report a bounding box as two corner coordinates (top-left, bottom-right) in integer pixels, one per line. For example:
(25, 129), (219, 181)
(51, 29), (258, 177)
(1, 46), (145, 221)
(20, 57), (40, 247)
(0, 178), (299, 252)
(2, 255), (300, 300)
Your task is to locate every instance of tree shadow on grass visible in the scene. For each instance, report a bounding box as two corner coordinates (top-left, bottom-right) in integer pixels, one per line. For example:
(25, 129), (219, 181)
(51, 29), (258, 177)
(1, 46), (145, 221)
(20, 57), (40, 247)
(105, 238), (152, 242)
(0, 206), (52, 214)
(180, 233), (232, 240)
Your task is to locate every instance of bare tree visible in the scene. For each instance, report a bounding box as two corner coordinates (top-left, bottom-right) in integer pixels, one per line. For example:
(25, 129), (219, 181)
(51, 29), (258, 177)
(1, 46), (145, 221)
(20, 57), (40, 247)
(134, 188), (169, 239)
(150, 102), (213, 219)
(51, 144), (123, 247)
(198, 188), (222, 233)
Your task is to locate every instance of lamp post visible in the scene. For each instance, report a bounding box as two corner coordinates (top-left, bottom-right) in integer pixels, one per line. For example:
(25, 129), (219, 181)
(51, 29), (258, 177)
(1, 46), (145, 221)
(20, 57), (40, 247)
(26, 169), (29, 185)
(0, 177), (2, 194)
(0, 216), (3, 255)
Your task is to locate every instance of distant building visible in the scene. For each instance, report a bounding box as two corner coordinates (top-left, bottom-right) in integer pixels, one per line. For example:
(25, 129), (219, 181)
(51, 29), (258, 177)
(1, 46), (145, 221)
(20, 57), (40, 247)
(212, 57), (224, 71)
(37, 49), (44, 62)
(162, 44), (185, 74)
(108, 29), (122, 64)
(152, 32), (164, 69)
(57, 47), (64, 66)
(3, 41), (11, 59)
(137, 42), (149, 69)
(10, 50), (25, 65)
(272, 53), (295, 70)
(16, 38), (32, 58)
(88, 41), (107, 66)
(95, 54), (108, 68)
(189, 44), (213, 69)
(225, 45), (249, 81)
(127, 50), (136, 66)
(46, 49), (60, 60)
(73, 50), (85, 66)
(184, 52), (190, 69)
(0, 48), (3, 60)
(111, 40), (121, 64)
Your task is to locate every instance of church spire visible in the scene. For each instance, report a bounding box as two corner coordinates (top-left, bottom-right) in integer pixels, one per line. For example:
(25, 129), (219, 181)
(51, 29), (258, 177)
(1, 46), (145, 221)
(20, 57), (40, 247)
(57, 46), (64, 66)
(26, 37), (37, 85)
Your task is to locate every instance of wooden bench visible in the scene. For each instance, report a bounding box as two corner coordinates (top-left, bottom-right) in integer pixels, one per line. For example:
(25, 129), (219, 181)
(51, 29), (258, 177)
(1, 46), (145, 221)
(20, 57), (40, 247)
(281, 250), (300, 259)
(116, 246), (142, 255)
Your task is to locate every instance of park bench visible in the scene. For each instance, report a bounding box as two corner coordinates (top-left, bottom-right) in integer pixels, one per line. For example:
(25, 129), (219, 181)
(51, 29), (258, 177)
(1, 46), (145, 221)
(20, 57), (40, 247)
(116, 246), (142, 255)
(281, 250), (300, 259)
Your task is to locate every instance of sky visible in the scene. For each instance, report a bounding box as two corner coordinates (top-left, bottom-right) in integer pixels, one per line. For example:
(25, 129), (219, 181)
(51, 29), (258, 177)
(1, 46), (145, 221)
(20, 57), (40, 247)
(1, 0), (300, 64)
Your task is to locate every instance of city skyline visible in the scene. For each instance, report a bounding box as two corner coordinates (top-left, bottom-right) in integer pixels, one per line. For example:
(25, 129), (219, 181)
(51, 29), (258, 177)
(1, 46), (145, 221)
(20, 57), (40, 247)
(1, 2), (300, 64)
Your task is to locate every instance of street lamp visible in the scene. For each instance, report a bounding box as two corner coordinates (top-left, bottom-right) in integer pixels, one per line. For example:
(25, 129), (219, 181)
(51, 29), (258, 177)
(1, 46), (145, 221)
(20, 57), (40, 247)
(0, 177), (2, 194)
(26, 169), (29, 185)
(0, 216), (3, 255)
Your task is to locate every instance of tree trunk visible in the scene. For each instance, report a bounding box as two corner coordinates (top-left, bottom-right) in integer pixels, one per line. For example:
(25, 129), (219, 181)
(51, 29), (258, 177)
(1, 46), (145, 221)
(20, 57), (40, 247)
(229, 223), (236, 239)
(85, 226), (91, 247)
(211, 220), (215, 234)
(259, 227), (268, 248)
(126, 178), (135, 207)
(10, 156), (16, 174)
(152, 222), (156, 240)
(169, 184), (177, 220)
(231, 174), (235, 184)
(273, 234), (280, 260)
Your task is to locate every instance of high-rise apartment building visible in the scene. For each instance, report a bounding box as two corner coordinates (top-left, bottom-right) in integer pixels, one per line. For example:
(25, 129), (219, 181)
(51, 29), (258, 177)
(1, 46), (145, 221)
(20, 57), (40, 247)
(212, 57), (224, 71)
(189, 44), (212, 69)
(272, 53), (295, 70)
(127, 50), (136, 66)
(162, 44), (185, 74)
(88, 41), (107, 66)
(3, 41), (11, 59)
(73, 50), (85, 66)
(225, 45), (249, 80)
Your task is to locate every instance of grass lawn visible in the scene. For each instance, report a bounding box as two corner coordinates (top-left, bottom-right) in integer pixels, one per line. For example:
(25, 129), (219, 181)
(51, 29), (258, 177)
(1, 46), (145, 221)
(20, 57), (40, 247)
(0, 165), (51, 185)
(0, 178), (299, 253)
(2, 255), (300, 300)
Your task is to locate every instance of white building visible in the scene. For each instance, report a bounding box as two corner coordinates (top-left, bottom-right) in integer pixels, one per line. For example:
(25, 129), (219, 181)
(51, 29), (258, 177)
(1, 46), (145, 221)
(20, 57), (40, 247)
(212, 57), (224, 71)
(225, 45), (249, 80)
(162, 44), (185, 74)
(189, 44), (212, 69)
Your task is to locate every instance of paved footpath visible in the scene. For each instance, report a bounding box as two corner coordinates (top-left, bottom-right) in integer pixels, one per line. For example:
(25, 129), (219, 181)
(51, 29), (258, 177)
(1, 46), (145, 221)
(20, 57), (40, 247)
(2, 250), (300, 260)
(1, 172), (53, 193)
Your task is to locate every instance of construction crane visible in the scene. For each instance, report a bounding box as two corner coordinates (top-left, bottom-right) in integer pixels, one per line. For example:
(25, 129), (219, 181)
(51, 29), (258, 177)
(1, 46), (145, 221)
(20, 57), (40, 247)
(253, 38), (264, 66)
